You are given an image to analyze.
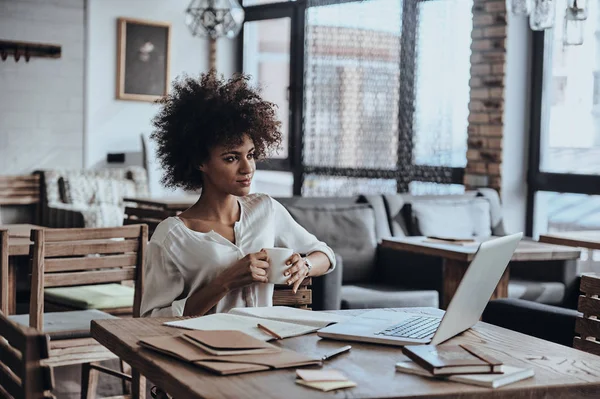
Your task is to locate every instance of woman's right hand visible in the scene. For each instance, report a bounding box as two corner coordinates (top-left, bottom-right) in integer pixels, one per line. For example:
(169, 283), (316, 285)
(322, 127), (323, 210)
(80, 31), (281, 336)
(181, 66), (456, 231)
(219, 250), (270, 291)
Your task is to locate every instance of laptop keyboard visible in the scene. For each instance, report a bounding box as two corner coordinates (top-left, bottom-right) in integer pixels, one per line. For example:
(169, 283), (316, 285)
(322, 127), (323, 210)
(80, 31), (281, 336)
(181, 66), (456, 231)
(375, 316), (440, 339)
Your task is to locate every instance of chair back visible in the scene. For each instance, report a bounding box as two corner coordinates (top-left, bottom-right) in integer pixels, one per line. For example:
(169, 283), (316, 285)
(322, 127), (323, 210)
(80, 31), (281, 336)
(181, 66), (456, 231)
(574, 273), (600, 355)
(0, 175), (40, 206)
(272, 278), (312, 309)
(28, 225), (147, 330)
(0, 312), (54, 399)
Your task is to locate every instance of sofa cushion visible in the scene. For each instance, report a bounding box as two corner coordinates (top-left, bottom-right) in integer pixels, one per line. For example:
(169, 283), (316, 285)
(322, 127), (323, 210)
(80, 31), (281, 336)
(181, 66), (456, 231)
(43, 166), (149, 205)
(44, 283), (135, 310)
(359, 195), (393, 240)
(411, 198), (492, 238)
(340, 284), (439, 309)
(9, 309), (117, 340)
(79, 204), (125, 228)
(508, 279), (565, 305)
(60, 175), (137, 206)
(285, 204), (378, 284)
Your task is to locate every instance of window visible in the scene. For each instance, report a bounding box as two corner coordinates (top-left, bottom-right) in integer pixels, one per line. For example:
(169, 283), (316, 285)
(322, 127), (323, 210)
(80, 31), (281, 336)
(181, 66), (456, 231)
(240, 0), (473, 195)
(539, 1), (600, 175)
(527, 0), (600, 236)
(243, 18), (291, 160)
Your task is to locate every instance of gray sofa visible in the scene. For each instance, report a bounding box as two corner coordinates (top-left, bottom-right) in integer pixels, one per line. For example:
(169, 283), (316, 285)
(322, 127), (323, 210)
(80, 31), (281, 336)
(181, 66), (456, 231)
(276, 188), (579, 310)
(275, 195), (439, 311)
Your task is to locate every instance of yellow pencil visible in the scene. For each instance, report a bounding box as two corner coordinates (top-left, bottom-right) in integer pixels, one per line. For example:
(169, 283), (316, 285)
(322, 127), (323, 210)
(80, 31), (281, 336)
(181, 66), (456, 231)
(257, 323), (283, 340)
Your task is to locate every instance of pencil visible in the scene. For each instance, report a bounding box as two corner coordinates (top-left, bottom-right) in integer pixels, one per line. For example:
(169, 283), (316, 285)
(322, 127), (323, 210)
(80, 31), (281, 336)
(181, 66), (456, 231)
(257, 323), (283, 340)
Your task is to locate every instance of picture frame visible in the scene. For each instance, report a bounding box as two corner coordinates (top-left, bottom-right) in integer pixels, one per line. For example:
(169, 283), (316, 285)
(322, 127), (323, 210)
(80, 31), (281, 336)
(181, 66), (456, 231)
(116, 17), (171, 102)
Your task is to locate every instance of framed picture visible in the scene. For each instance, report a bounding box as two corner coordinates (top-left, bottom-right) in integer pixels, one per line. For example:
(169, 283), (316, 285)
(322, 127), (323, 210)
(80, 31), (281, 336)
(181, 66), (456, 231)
(116, 17), (171, 102)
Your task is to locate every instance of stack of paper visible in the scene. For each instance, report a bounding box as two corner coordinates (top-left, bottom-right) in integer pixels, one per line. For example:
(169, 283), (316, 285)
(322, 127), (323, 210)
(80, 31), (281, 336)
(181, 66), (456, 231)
(139, 330), (322, 375)
(295, 369), (357, 392)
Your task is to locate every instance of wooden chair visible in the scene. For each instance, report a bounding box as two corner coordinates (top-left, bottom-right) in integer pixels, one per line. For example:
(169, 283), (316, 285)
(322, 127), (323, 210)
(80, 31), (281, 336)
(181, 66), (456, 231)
(0, 174), (40, 223)
(272, 278), (312, 309)
(4, 225), (147, 399)
(573, 273), (600, 355)
(123, 207), (171, 239)
(0, 312), (55, 399)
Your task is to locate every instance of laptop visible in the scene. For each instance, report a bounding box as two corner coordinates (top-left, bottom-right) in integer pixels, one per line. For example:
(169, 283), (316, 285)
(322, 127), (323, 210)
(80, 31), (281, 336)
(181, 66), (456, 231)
(317, 232), (523, 346)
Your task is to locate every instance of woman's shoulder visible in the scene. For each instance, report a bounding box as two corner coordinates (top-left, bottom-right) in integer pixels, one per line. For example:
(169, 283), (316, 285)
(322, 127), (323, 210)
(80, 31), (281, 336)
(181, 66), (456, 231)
(149, 217), (185, 245)
(239, 192), (274, 211)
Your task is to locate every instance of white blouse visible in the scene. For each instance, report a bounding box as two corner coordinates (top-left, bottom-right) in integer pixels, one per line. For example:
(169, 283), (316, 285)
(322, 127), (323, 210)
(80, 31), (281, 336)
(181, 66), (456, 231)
(140, 193), (336, 317)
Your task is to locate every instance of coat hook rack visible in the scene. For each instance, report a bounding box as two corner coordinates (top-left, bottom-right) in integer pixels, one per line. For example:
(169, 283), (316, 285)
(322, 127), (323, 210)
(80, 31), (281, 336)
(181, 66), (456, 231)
(0, 40), (61, 62)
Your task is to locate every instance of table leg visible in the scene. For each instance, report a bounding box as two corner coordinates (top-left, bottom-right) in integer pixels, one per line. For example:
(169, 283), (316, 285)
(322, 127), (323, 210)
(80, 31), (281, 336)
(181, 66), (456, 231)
(7, 257), (17, 314)
(132, 369), (146, 399)
(442, 259), (510, 309)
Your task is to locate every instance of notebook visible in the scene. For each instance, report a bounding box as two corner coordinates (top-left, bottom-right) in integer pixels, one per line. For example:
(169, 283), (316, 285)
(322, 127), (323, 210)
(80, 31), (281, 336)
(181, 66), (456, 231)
(164, 313), (319, 341)
(138, 332), (322, 375)
(295, 369), (357, 392)
(228, 306), (352, 328)
(180, 330), (281, 356)
(395, 361), (534, 388)
(402, 344), (504, 375)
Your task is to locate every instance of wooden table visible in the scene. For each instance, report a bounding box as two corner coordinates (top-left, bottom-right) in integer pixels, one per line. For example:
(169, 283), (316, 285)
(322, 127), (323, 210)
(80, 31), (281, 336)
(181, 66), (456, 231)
(1, 224), (41, 313)
(91, 308), (600, 399)
(540, 231), (600, 251)
(123, 196), (197, 212)
(381, 237), (581, 309)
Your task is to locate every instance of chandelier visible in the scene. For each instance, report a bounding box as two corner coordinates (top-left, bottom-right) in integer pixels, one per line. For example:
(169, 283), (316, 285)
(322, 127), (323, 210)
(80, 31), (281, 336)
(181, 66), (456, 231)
(506, 0), (588, 45)
(185, 0), (245, 40)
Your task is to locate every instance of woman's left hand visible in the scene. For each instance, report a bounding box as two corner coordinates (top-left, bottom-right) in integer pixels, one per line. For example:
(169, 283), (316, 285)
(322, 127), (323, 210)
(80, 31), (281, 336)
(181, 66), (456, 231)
(284, 253), (310, 294)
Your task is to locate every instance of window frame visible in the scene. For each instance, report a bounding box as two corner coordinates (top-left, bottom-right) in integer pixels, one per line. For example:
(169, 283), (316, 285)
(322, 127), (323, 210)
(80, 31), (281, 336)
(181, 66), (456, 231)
(239, 0), (466, 195)
(526, 30), (600, 236)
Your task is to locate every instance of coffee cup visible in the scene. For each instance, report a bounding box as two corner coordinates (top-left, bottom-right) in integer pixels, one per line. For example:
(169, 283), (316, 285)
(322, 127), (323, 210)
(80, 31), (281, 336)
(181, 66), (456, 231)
(264, 247), (294, 284)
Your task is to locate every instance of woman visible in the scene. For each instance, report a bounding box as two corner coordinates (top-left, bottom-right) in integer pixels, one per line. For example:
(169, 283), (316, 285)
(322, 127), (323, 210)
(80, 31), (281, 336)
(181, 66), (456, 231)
(140, 72), (336, 318)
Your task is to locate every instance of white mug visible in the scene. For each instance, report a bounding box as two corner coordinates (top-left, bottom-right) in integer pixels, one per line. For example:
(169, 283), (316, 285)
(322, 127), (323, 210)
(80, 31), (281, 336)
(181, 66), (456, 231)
(264, 247), (294, 285)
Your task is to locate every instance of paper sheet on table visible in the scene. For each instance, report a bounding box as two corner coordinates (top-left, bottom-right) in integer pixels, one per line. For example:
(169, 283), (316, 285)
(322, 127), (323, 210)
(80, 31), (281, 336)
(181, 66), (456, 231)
(164, 313), (318, 341)
(229, 306), (352, 328)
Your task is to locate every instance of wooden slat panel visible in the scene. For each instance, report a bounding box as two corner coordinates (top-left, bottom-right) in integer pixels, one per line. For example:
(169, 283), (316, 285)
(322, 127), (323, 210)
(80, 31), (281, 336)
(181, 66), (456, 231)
(0, 337), (23, 380)
(44, 226), (142, 242)
(0, 362), (22, 399)
(0, 188), (39, 196)
(272, 288), (312, 306)
(575, 317), (600, 339)
(573, 337), (600, 356)
(45, 240), (139, 257)
(578, 295), (600, 316)
(0, 180), (38, 189)
(273, 278), (312, 289)
(124, 207), (170, 220)
(44, 268), (136, 287)
(0, 316), (27, 354)
(45, 253), (138, 272)
(580, 274), (600, 296)
(0, 196), (39, 205)
(0, 175), (39, 184)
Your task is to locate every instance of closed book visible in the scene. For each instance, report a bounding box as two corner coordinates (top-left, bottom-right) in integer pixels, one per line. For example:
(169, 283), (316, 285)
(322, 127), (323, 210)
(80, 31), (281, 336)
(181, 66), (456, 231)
(402, 344), (503, 375)
(395, 361), (534, 388)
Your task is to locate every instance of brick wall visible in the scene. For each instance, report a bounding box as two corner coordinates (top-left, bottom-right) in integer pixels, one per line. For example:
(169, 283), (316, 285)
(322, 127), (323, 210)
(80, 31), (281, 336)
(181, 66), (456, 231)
(0, 0), (84, 174)
(464, 0), (507, 193)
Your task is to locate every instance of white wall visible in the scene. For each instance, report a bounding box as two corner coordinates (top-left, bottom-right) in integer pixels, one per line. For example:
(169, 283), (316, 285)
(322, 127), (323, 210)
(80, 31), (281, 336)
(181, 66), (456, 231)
(501, 14), (532, 234)
(0, 0), (84, 174)
(85, 0), (236, 196)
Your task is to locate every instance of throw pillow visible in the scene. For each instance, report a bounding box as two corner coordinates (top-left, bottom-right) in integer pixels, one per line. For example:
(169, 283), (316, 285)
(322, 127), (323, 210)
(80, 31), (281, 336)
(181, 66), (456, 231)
(411, 198), (492, 238)
(285, 204), (378, 284)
